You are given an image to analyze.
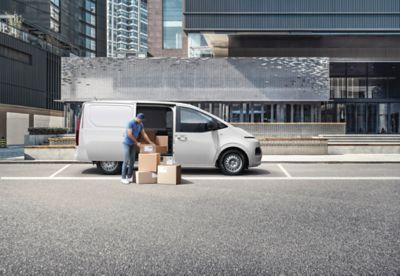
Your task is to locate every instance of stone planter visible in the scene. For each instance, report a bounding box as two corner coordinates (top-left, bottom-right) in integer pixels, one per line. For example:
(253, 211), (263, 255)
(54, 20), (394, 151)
(24, 134), (74, 146)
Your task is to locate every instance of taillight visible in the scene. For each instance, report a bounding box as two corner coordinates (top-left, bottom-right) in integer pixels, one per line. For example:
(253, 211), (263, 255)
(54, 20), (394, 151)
(75, 117), (81, 146)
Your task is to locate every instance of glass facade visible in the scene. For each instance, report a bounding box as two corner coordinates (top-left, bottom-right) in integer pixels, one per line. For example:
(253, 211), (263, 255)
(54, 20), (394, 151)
(163, 0), (182, 49)
(49, 0), (60, 33)
(190, 103), (321, 123)
(325, 63), (400, 134)
(81, 0), (97, 56)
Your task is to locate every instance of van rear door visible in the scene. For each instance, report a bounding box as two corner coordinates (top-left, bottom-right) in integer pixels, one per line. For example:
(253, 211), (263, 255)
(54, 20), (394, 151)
(82, 103), (135, 161)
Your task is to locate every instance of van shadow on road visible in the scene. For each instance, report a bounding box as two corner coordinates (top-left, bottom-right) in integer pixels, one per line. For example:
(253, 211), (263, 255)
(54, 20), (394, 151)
(78, 166), (270, 177)
(182, 168), (271, 176)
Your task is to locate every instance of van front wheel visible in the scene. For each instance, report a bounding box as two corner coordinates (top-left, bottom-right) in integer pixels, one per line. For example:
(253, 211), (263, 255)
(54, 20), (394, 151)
(96, 161), (121, 175)
(218, 150), (246, 175)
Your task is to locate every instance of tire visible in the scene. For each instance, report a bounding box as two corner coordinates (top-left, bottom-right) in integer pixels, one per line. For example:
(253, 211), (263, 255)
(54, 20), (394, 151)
(218, 149), (246, 175)
(96, 161), (122, 175)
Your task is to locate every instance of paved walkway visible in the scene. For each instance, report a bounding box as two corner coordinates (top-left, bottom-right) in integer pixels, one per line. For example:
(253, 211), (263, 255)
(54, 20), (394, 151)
(0, 146), (24, 160)
(262, 154), (400, 163)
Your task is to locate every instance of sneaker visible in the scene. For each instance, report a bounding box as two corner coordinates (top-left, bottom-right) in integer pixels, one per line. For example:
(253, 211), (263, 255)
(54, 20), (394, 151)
(120, 178), (130, 185)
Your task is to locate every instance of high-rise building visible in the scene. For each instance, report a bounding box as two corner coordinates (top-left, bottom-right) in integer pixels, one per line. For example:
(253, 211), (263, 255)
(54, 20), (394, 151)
(107, 0), (148, 57)
(0, 0), (107, 144)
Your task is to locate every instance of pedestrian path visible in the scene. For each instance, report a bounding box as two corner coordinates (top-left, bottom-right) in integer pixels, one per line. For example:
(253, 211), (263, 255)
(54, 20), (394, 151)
(0, 146), (24, 160)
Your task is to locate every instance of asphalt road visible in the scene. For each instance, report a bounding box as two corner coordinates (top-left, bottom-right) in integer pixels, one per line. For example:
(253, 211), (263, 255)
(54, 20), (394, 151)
(0, 163), (399, 275)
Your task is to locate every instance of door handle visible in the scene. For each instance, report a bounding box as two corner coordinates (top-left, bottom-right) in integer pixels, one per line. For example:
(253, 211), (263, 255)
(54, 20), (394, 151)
(176, 135), (187, 142)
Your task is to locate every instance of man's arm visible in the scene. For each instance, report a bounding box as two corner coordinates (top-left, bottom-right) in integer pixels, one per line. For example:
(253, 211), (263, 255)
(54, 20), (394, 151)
(141, 129), (155, 145)
(127, 129), (141, 145)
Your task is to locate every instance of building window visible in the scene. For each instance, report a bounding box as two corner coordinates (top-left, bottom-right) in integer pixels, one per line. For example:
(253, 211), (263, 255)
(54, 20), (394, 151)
(84, 0), (96, 13)
(84, 38), (96, 51)
(163, 0), (182, 49)
(83, 12), (96, 25)
(50, 19), (60, 32)
(50, 0), (60, 32)
(84, 25), (96, 38)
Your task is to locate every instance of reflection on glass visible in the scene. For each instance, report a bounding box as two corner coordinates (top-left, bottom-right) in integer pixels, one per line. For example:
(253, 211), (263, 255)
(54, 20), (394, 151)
(337, 104), (346, 123)
(231, 104), (241, 123)
(346, 104), (356, 133)
(304, 105), (312, 122)
(390, 103), (400, 133)
(253, 104), (262, 123)
(368, 78), (387, 99)
(330, 78), (346, 98)
(379, 104), (388, 134)
(347, 78), (366, 98)
(367, 104), (378, 134)
(293, 104), (302, 122)
(284, 104), (291, 123)
(356, 104), (366, 133)
(163, 0), (182, 49)
(263, 104), (272, 122)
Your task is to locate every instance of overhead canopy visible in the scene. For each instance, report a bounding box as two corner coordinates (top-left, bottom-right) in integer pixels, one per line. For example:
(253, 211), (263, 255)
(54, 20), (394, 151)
(61, 57), (329, 102)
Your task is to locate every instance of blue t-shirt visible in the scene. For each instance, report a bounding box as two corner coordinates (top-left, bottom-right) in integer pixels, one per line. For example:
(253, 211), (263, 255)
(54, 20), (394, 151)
(123, 120), (143, 146)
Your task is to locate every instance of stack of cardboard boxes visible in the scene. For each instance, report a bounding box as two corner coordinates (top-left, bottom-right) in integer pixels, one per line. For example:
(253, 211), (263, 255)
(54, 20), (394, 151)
(135, 131), (181, 185)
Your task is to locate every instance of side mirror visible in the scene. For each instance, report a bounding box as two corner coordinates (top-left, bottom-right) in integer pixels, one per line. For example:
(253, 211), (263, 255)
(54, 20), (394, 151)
(206, 121), (218, 131)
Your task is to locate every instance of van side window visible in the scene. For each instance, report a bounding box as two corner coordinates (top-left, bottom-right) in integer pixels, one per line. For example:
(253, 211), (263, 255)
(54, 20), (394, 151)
(178, 107), (226, 132)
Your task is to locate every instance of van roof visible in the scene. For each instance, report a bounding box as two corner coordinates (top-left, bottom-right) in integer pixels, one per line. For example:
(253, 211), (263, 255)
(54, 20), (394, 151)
(85, 100), (194, 108)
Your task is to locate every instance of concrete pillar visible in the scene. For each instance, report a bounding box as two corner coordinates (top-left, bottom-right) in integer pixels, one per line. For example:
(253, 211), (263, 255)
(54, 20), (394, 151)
(29, 114), (34, 128)
(290, 104), (294, 123)
(261, 105), (265, 123)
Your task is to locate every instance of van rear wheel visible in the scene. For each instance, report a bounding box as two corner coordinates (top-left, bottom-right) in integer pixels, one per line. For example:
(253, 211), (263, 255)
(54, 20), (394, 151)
(218, 149), (246, 175)
(97, 161), (121, 175)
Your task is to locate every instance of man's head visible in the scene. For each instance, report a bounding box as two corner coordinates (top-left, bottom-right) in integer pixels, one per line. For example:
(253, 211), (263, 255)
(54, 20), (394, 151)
(135, 113), (145, 123)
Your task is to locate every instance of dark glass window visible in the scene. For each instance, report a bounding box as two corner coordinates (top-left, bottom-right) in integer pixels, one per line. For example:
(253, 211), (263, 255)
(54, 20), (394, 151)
(330, 63), (346, 77)
(178, 107), (225, 132)
(347, 63), (367, 77)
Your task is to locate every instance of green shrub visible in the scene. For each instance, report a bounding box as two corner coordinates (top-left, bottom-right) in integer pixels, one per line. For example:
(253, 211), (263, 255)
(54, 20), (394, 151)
(28, 127), (68, 135)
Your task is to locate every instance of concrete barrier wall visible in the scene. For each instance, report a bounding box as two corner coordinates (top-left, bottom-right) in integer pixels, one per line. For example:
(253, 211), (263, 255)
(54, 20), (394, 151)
(6, 112), (29, 145)
(34, 115), (63, 128)
(233, 123), (346, 138)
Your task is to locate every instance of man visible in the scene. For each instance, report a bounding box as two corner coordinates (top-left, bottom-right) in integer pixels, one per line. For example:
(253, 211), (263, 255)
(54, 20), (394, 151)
(121, 113), (154, 184)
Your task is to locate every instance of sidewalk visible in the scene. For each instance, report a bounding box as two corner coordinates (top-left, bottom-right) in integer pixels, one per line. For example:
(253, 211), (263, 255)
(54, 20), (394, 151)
(262, 154), (400, 163)
(0, 146), (24, 160)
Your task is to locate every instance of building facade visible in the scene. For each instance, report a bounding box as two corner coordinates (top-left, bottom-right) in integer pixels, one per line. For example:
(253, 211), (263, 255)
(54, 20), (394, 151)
(107, 0), (148, 57)
(142, 0), (400, 134)
(0, 0), (107, 144)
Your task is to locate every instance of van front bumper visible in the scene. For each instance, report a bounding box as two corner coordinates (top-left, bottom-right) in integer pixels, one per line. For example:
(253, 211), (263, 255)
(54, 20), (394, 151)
(247, 142), (262, 168)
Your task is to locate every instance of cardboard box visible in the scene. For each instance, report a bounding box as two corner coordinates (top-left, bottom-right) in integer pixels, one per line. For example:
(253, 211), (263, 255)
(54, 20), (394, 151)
(155, 136), (169, 151)
(139, 144), (167, 154)
(139, 129), (156, 143)
(135, 171), (157, 184)
(157, 164), (181, 185)
(138, 153), (160, 172)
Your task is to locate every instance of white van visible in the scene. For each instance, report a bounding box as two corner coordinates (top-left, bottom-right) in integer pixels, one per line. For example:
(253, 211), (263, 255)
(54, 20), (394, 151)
(76, 101), (262, 175)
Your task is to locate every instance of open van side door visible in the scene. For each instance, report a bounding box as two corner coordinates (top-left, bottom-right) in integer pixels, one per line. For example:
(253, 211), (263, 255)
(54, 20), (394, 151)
(174, 106), (221, 167)
(82, 103), (136, 162)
